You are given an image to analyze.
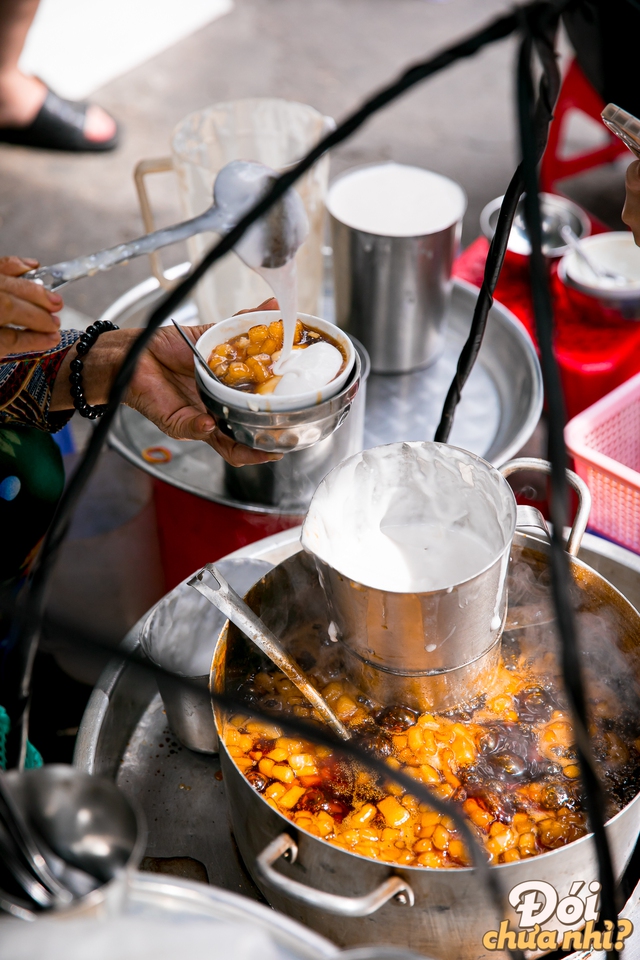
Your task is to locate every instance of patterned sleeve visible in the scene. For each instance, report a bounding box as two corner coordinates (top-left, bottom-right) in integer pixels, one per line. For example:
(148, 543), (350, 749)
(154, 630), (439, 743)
(0, 330), (82, 433)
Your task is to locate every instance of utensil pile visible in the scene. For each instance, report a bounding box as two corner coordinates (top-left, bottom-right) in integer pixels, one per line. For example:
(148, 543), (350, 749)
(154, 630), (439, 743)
(0, 766), (143, 919)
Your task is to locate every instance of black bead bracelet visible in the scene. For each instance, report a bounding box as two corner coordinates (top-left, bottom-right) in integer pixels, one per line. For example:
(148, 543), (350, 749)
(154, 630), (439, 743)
(69, 320), (119, 419)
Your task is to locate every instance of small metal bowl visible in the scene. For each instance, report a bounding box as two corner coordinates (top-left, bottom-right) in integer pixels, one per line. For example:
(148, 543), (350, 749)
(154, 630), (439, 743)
(197, 348), (362, 453)
(3, 765), (145, 908)
(480, 192), (590, 258)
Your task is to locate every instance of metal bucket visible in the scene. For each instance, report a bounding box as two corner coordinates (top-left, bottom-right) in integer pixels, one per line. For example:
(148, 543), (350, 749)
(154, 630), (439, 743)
(328, 163), (467, 373)
(301, 442), (517, 712)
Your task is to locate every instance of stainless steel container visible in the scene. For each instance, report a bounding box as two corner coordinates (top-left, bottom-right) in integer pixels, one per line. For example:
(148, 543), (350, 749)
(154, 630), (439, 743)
(480, 192), (590, 259)
(301, 442), (517, 712)
(73, 524), (640, 960)
(223, 340), (370, 510)
(212, 523), (640, 960)
(197, 349), (363, 455)
(140, 558), (272, 753)
(328, 163), (466, 373)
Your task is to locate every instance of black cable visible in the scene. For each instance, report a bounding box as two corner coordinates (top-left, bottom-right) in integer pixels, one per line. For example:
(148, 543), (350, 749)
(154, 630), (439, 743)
(516, 8), (619, 956)
(434, 166), (523, 444)
(435, 0), (567, 443)
(2, 0), (548, 768)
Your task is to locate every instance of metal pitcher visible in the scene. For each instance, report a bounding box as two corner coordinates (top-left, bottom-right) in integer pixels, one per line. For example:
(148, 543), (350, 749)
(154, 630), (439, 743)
(328, 163), (466, 373)
(301, 441), (516, 712)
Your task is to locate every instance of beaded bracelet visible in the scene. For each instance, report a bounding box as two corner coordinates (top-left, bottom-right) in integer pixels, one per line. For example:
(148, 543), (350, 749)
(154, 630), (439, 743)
(69, 320), (119, 419)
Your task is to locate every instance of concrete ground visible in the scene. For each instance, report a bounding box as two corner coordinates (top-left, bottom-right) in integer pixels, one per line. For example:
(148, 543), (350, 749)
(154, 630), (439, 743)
(0, 0), (628, 753)
(1, 0), (526, 319)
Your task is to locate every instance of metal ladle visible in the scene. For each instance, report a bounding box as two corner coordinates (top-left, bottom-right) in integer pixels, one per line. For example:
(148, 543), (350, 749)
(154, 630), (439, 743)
(23, 160), (309, 291)
(188, 564), (351, 741)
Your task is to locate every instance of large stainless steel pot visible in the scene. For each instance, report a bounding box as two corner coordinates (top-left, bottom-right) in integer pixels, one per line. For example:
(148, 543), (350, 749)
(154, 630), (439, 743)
(211, 513), (640, 960)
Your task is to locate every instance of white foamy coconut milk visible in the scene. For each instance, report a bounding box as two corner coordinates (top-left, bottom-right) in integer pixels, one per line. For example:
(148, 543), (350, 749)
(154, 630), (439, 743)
(302, 442), (516, 594)
(326, 162), (467, 238)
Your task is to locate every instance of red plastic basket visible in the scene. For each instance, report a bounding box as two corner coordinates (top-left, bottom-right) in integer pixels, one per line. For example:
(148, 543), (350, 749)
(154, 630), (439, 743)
(565, 371), (640, 553)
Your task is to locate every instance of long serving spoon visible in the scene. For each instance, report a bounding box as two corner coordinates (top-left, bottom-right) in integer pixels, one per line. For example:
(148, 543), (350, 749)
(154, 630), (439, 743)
(560, 224), (629, 285)
(170, 319), (223, 385)
(22, 160), (309, 291)
(188, 564), (351, 741)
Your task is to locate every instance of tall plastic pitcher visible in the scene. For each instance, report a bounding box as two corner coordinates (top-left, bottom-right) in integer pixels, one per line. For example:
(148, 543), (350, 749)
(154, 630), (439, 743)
(135, 98), (333, 323)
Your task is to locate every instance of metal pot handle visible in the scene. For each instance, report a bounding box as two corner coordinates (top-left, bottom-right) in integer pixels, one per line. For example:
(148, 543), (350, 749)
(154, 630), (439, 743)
(256, 834), (414, 917)
(499, 457), (591, 557)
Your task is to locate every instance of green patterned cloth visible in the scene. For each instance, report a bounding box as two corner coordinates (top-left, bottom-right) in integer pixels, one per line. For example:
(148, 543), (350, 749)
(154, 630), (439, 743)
(0, 426), (67, 766)
(0, 706), (43, 770)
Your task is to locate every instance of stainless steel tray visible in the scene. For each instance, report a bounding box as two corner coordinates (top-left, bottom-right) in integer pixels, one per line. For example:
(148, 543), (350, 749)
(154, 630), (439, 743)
(74, 530), (301, 900)
(75, 527), (640, 913)
(106, 274), (542, 514)
(0, 869), (337, 960)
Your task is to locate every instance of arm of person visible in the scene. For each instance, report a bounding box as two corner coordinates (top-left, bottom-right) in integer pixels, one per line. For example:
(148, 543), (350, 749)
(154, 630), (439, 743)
(49, 321), (281, 467)
(0, 256), (62, 356)
(622, 160), (640, 245)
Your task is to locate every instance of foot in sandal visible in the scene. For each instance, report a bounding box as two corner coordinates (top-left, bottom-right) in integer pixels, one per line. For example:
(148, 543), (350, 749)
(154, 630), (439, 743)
(0, 73), (118, 152)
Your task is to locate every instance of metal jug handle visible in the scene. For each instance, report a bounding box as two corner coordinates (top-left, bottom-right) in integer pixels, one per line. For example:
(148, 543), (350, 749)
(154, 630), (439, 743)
(499, 457), (591, 557)
(133, 157), (180, 290)
(256, 834), (414, 917)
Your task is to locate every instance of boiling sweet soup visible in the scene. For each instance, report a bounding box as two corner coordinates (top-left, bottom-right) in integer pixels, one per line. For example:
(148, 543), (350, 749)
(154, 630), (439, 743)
(207, 319), (346, 396)
(221, 547), (640, 870)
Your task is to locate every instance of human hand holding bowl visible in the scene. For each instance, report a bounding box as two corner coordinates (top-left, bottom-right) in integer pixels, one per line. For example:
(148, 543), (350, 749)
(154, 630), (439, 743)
(51, 316), (283, 467)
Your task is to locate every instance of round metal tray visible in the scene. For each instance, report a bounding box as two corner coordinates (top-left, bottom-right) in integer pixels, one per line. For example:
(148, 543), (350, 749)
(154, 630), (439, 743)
(0, 869), (337, 960)
(75, 528), (640, 925)
(105, 271), (542, 514)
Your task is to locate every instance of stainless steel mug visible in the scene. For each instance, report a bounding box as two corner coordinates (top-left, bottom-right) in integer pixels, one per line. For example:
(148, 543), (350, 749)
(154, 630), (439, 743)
(301, 441), (517, 712)
(328, 163), (466, 373)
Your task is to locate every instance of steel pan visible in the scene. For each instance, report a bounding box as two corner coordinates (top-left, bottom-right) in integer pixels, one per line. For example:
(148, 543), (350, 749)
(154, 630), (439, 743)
(211, 533), (640, 960)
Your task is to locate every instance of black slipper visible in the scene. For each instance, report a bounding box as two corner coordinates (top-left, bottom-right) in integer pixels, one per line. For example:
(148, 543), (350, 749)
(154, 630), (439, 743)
(0, 88), (119, 152)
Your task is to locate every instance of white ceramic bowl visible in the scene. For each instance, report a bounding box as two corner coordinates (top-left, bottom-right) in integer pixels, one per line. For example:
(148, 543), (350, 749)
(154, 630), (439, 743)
(559, 232), (640, 317)
(195, 311), (356, 412)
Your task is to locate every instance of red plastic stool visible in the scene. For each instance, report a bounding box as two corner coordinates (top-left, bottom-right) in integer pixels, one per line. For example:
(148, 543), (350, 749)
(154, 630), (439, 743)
(540, 59), (628, 194)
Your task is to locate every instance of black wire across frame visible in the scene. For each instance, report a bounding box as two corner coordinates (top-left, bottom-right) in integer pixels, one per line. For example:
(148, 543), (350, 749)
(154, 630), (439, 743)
(2, 0), (623, 955)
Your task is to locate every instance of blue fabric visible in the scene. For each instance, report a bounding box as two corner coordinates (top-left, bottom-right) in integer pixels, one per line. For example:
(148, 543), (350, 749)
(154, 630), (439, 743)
(51, 422), (75, 456)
